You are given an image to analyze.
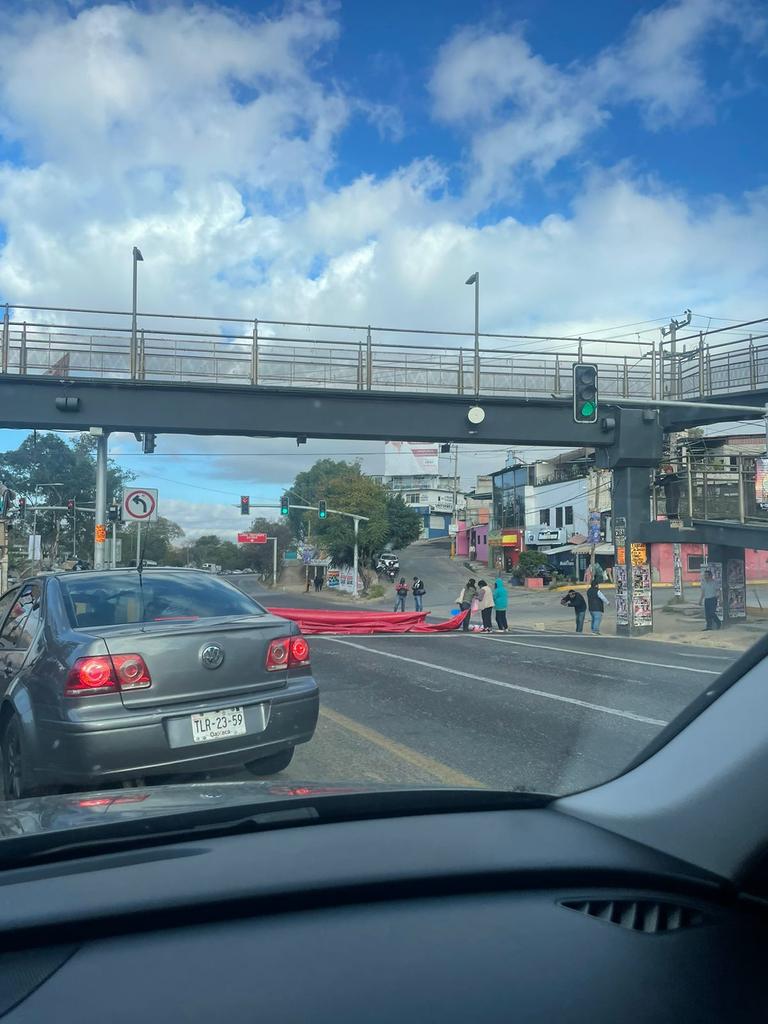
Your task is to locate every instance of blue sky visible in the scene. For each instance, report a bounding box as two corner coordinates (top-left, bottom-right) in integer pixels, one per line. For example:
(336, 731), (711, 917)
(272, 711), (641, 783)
(0, 0), (767, 537)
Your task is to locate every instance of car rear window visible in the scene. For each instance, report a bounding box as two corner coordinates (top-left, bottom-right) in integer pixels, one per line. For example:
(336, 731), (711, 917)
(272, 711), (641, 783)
(59, 572), (265, 629)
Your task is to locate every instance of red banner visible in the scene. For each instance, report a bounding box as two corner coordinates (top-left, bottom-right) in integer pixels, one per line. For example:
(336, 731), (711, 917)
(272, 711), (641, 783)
(265, 608), (468, 635)
(238, 533), (268, 544)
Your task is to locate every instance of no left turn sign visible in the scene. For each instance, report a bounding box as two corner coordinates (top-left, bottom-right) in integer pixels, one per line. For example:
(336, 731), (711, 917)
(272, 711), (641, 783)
(123, 487), (159, 522)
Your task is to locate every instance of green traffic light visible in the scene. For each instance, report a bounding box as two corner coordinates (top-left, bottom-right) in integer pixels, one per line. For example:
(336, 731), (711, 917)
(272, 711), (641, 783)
(580, 401), (595, 417)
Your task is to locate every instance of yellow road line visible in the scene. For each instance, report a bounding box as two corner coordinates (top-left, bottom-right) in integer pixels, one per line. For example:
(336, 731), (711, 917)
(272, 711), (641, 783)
(319, 706), (485, 789)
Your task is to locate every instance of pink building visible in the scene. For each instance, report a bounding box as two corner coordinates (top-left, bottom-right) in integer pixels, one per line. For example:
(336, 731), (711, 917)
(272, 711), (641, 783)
(652, 543), (768, 583)
(456, 519), (490, 563)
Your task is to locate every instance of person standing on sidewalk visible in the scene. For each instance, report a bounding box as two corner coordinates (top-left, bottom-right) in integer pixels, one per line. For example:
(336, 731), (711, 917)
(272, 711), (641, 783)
(586, 579), (610, 635)
(476, 579), (495, 632)
(493, 577), (508, 632)
(412, 576), (426, 612)
(393, 576), (409, 613)
(561, 589), (587, 633)
(699, 569), (722, 631)
(456, 578), (476, 631)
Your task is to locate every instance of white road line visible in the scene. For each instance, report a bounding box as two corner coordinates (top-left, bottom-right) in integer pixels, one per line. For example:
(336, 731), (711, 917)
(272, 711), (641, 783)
(469, 634), (721, 674)
(323, 638), (669, 727)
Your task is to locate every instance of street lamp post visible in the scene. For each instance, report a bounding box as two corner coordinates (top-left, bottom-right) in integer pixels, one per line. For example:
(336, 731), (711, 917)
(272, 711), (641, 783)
(465, 272), (479, 396)
(131, 247), (144, 379)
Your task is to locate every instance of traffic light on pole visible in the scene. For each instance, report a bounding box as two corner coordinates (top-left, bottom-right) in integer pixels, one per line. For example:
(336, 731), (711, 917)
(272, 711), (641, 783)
(280, 494), (290, 516)
(573, 363), (598, 423)
(318, 500), (327, 520)
(67, 498), (76, 516)
(17, 497), (26, 520)
(142, 432), (157, 454)
(240, 495), (250, 516)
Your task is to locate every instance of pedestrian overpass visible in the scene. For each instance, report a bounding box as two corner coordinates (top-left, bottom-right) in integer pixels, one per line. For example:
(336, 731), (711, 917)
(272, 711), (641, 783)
(2, 301), (768, 635)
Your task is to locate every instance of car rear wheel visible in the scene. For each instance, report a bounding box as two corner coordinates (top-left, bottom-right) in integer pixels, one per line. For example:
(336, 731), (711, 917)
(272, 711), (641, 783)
(245, 746), (295, 776)
(1, 716), (27, 801)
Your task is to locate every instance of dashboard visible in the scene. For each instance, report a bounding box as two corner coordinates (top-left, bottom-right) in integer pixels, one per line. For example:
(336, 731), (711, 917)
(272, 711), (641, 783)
(0, 807), (766, 1022)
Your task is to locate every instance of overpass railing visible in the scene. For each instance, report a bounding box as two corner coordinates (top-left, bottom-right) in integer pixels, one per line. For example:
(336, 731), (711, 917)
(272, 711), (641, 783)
(655, 457), (768, 526)
(1, 303), (767, 403)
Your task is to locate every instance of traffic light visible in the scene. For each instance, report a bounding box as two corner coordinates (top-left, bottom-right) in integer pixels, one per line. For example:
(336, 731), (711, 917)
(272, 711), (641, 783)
(108, 505), (120, 523)
(66, 498), (76, 516)
(573, 363), (598, 423)
(280, 494), (290, 516)
(142, 432), (157, 454)
(240, 495), (250, 516)
(318, 499), (327, 519)
(17, 497), (26, 520)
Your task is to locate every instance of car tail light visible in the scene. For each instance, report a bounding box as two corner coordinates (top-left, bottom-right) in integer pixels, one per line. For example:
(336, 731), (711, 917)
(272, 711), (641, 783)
(289, 635), (311, 668)
(65, 656), (118, 696)
(112, 654), (151, 690)
(65, 654), (152, 697)
(265, 637), (290, 671)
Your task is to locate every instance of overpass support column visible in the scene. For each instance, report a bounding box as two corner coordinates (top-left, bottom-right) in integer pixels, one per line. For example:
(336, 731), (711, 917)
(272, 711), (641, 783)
(93, 431), (109, 569)
(612, 465), (654, 636)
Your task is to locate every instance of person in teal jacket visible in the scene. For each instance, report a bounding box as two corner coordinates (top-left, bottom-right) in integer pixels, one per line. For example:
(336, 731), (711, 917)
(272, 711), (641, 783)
(493, 578), (508, 632)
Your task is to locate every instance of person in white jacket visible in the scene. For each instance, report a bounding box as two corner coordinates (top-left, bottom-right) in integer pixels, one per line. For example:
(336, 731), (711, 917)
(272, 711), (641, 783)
(476, 579), (495, 633)
(586, 579), (610, 635)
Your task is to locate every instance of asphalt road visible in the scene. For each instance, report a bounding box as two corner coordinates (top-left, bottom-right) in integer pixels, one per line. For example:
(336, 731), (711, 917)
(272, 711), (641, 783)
(220, 574), (740, 797)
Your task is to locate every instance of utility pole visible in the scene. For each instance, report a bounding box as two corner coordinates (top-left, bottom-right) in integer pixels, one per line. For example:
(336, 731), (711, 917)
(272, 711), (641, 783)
(93, 430), (109, 569)
(131, 247), (143, 379)
(451, 443), (459, 558)
(661, 310), (691, 600)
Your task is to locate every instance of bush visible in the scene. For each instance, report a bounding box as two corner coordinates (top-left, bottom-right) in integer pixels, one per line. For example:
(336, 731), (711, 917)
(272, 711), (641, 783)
(367, 583), (385, 599)
(514, 550), (550, 579)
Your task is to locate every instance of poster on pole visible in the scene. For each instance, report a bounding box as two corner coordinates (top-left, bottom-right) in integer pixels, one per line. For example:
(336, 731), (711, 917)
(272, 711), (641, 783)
(631, 563), (653, 627)
(27, 534), (42, 560)
(727, 558), (746, 619)
(756, 458), (768, 510)
(614, 565), (629, 626)
(701, 562), (723, 616)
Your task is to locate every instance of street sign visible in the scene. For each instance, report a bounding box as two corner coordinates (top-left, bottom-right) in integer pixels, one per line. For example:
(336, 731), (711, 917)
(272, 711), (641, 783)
(122, 487), (159, 522)
(238, 532), (268, 544)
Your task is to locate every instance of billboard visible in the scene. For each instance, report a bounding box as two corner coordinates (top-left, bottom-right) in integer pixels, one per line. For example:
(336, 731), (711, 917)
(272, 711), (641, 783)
(385, 442), (439, 477)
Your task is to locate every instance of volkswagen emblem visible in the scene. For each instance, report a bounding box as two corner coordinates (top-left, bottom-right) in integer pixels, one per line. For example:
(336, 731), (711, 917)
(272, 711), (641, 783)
(200, 643), (225, 670)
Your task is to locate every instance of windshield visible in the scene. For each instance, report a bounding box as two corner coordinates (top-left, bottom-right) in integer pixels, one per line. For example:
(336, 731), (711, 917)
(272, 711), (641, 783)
(0, 1), (766, 843)
(59, 572), (263, 629)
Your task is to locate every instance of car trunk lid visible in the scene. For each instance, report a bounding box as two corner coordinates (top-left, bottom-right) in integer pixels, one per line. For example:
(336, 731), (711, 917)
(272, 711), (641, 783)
(96, 615), (293, 708)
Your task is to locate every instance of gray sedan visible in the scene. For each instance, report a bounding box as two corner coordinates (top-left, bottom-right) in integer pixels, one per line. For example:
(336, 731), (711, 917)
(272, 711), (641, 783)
(0, 569), (319, 799)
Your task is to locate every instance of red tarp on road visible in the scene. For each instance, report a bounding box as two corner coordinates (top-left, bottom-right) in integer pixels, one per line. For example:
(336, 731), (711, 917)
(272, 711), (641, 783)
(265, 607), (468, 635)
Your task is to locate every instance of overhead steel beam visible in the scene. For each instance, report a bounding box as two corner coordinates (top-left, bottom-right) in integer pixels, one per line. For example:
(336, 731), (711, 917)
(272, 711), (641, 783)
(636, 518), (768, 552)
(0, 376), (661, 455)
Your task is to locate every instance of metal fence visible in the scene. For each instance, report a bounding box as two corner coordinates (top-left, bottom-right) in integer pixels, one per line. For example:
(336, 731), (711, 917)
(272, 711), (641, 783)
(654, 457), (768, 525)
(2, 302), (768, 403)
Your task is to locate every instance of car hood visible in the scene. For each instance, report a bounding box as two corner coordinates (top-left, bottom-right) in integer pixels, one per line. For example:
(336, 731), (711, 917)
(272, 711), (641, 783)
(0, 781), (458, 839)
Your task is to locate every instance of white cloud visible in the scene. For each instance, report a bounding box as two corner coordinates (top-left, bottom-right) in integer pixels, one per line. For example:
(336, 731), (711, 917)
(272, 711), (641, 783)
(429, 0), (767, 199)
(1, 0), (767, 507)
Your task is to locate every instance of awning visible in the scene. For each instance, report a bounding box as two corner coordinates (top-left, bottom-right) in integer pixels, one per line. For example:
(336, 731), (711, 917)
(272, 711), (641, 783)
(544, 543), (614, 555)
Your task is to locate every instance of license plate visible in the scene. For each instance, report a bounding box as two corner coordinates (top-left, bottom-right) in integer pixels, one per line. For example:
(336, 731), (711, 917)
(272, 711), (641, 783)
(190, 706), (246, 743)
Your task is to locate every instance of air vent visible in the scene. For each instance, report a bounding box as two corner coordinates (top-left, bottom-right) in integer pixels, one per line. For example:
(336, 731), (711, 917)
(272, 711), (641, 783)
(560, 898), (707, 934)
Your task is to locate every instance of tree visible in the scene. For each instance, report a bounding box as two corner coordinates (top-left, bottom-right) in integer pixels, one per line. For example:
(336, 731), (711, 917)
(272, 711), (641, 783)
(122, 517), (185, 565)
(0, 432), (133, 566)
(286, 459), (364, 539)
(385, 494), (422, 550)
(240, 518), (293, 574)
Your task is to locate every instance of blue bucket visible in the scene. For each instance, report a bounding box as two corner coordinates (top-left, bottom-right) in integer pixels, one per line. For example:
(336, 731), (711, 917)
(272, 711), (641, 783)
(450, 608), (460, 616)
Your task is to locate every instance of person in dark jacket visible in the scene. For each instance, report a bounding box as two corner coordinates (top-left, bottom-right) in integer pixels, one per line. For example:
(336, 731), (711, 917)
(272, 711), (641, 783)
(655, 464), (681, 520)
(393, 577), (409, 613)
(456, 578), (477, 631)
(561, 589), (587, 633)
(586, 579), (610, 635)
(412, 576), (426, 612)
